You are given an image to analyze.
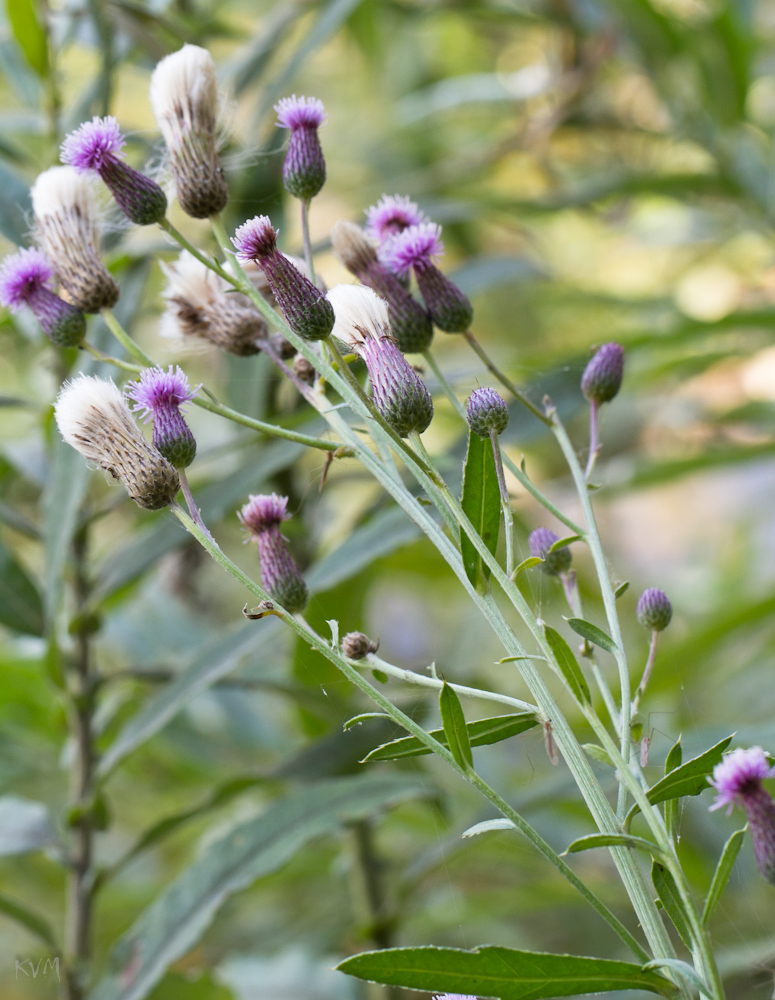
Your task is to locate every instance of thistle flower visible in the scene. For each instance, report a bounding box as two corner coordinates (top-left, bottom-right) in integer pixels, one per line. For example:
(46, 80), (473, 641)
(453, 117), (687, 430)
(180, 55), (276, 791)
(0, 248), (85, 347)
(342, 631), (379, 660)
(709, 747), (775, 885)
(365, 194), (426, 244)
(31, 166), (119, 312)
(327, 284), (433, 437)
(55, 375), (179, 509)
(232, 215), (334, 341)
(581, 343), (625, 405)
(636, 588), (672, 632)
(467, 387), (509, 437)
(274, 96), (327, 201)
(150, 44), (228, 219)
(160, 251), (266, 356)
(529, 527), (572, 576)
(331, 220), (433, 353)
(239, 493), (308, 613)
(380, 222), (473, 333)
(61, 116), (167, 226)
(126, 366), (199, 468)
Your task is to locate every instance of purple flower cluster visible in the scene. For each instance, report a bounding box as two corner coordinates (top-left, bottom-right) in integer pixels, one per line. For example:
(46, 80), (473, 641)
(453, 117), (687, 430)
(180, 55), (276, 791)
(529, 527), (572, 576)
(274, 96), (327, 201)
(0, 248), (85, 347)
(379, 222), (444, 279)
(365, 194), (426, 244)
(636, 587), (672, 632)
(239, 493), (308, 613)
(126, 366), (198, 468)
(709, 747), (775, 885)
(61, 116), (125, 172)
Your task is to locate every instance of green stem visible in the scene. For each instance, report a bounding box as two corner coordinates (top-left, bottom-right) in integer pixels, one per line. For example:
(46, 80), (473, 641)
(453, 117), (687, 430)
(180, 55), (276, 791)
(490, 428), (515, 578)
(300, 198), (316, 285)
(463, 329), (550, 426)
(100, 308), (154, 367)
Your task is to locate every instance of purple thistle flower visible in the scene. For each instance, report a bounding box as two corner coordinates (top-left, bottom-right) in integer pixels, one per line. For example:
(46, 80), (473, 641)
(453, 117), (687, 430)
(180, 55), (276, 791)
(365, 194), (426, 244)
(581, 342), (625, 405)
(467, 387), (509, 438)
(0, 248), (85, 347)
(529, 526), (572, 576)
(331, 220), (433, 353)
(636, 588), (673, 632)
(274, 95), (327, 201)
(709, 747), (775, 885)
(239, 493), (308, 613)
(328, 284), (433, 437)
(381, 222), (473, 334)
(126, 365), (199, 468)
(61, 116), (167, 226)
(232, 216), (334, 341)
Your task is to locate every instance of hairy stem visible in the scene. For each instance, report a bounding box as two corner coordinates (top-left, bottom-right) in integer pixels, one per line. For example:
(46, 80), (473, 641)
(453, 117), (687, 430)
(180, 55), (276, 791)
(463, 329), (550, 426)
(300, 198), (316, 285)
(491, 428), (515, 577)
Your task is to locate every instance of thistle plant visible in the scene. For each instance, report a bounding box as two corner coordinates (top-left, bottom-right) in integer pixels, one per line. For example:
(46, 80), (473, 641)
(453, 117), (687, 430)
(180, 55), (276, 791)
(0, 28), (770, 1000)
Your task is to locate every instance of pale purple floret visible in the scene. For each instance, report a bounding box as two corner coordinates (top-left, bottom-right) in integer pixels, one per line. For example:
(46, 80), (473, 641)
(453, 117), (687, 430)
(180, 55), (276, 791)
(709, 747), (775, 815)
(0, 248), (54, 311)
(529, 526), (572, 576)
(274, 95), (327, 131)
(60, 116), (125, 173)
(232, 215), (277, 264)
(365, 194), (426, 244)
(239, 492), (290, 534)
(379, 222), (444, 278)
(126, 366), (198, 468)
(238, 493), (308, 613)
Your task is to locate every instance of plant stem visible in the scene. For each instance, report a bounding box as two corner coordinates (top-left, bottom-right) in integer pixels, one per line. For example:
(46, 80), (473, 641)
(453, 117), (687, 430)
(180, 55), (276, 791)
(631, 631), (659, 718)
(177, 468), (213, 541)
(462, 329), (550, 426)
(100, 308), (154, 367)
(300, 198), (316, 284)
(490, 428), (515, 577)
(585, 399), (599, 480)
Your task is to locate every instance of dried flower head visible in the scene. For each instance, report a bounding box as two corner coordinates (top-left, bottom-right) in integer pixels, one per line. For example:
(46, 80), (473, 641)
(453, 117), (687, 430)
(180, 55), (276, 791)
(342, 631), (379, 659)
(529, 527), (572, 576)
(126, 366), (199, 468)
(0, 247), (86, 347)
(365, 194), (426, 244)
(381, 222), (473, 333)
(238, 493), (308, 613)
(61, 116), (167, 225)
(467, 387), (509, 437)
(709, 746), (775, 885)
(160, 251), (266, 356)
(55, 374), (179, 509)
(150, 44), (228, 219)
(636, 588), (673, 632)
(581, 342), (625, 405)
(331, 220), (433, 353)
(274, 95), (327, 201)
(328, 284), (433, 437)
(31, 166), (119, 313)
(232, 216), (334, 341)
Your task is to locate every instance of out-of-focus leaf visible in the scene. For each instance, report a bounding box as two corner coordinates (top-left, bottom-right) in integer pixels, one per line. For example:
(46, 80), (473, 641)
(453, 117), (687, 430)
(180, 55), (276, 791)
(362, 713), (538, 762)
(336, 944), (673, 997)
(5, 0), (47, 76)
(448, 256), (544, 297)
(652, 861), (692, 948)
(0, 796), (54, 855)
(582, 743), (614, 767)
(460, 430), (500, 592)
(0, 890), (57, 947)
(146, 971), (234, 1000)
(461, 818), (517, 838)
(565, 618), (618, 655)
(398, 65), (552, 123)
(543, 625), (590, 705)
(90, 775), (430, 1000)
(230, 3), (301, 95)
(439, 681), (472, 769)
(0, 537), (44, 635)
(703, 828), (746, 925)
(0, 160), (31, 244)
(43, 436), (90, 624)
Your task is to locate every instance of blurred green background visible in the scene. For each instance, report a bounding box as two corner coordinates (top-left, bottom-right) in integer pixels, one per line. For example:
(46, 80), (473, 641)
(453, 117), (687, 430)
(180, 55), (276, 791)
(0, 0), (774, 997)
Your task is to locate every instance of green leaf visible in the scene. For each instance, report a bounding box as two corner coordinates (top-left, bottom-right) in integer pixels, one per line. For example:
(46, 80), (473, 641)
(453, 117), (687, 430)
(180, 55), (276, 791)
(565, 833), (662, 856)
(43, 434), (90, 625)
(647, 735), (732, 805)
(703, 827), (746, 925)
(439, 681), (473, 769)
(512, 555), (543, 576)
(565, 618), (618, 655)
(664, 737), (683, 839)
(362, 712), (538, 762)
(0, 890), (56, 947)
(652, 861), (693, 948)
(665, 737), (683, 773)
(549, 534), (581, 552)
(460, 430), (501, 592)
(461, 818), (517, 838)
(582, 743), (614, 767)
(642, 959), (711, 995)
(336, 944), (673, 997)
(543, 625), (590, 704)
(614, 581), (630, 599)
(5, 0), (48, 76)
(90, 775), (429, 1000)
(343, 712), (390, 731)
(0, 796), (54, 855)
(0, 537), (43, 635)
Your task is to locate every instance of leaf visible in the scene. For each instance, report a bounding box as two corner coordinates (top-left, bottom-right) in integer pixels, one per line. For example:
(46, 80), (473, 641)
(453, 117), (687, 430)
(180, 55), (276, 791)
(343, 713), (390, 731)
(703, 827), (746, 925)
(543, 625), (590, 704)
(336, 944), (673, 997)
(549, 534), (581, 552)
(652, 862), (693, 948)
(564, 833), (661, 857)
(642, 959), (711, 995)
(0, 890), (56, 947)
(362, 713), (538, 762)
(614, 581), (630, 599)
(5, 0), (48, 76)
(512, 555), (542, 576)
(665, 738), (683, 773)
(582, 743), (614, 767)
(0, 537), (44, 635)
(90, 775), (429, 1000)
(0, 796), (54, 855)
(461, 818), (517, 838)
(439, 682), (473, 769)
(460, 430), (501, 592)
(565, 618), (618, 655)
(664, 737), (683, 839)
(647, 735), (732, 805)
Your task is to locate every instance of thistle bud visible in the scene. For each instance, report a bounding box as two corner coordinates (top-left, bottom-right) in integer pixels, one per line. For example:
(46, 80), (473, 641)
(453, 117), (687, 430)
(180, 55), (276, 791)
(238, 493), (308, 613)
(150, 44), (228, 219)
(55, 375), (179, 509)
(331, 220), (433, 353)
(636, 588), (672, 632)
(274, 96), (327, 201)
(529, 527), (572, 576)
(160, 252), (266, 356)
(0, 248), (85, 347)
(709, 747), (775, 885)
(61, 116), (167, 226)
(292, 353), (317, 384)
(380, 222), (473, 333)
(126, 366), (199, 468)
(31, 166), (119, 313)
(365, 194), (426, 244)
(467, 387), (509, 437)
(342, 631), (379, 659)
(581, 343), (624, 404)
(232, 215), (334, 341)
(327, 284), (434, 437)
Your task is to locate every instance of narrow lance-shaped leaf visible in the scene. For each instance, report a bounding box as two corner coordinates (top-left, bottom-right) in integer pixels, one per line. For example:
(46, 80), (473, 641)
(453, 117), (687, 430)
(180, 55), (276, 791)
(564, 833), (662, 857)
(6, 0), (48, 76)
(664, 737), (683, 840)
(565, 617), (618, 655)
(703, 827), (746, 925)
(543, 625), (590, 704)
(0, 538), (44, 636)
(0, 890), (57, 948)
(460, 429), (501, 592)
(652, 861), (693, 949)
(363, 713), (538, 762)
(439, 681), (473, 769)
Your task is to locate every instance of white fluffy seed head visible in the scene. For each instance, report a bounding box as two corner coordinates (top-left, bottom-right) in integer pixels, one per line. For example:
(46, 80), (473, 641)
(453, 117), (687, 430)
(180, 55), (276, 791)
(327, 284), (390, 349)
(55, 374), (128, 450)
(150, 44), (219, 142)
(32, 166), (101, 223)
(160, 251), (229, 317)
